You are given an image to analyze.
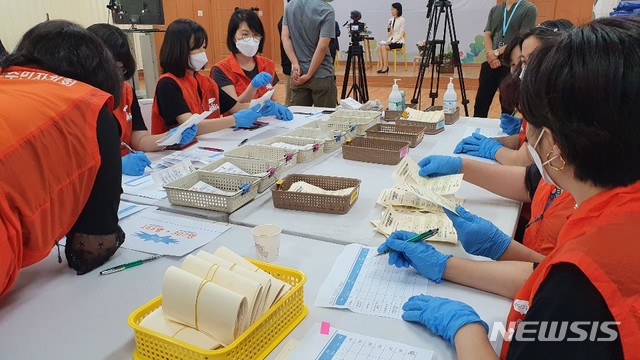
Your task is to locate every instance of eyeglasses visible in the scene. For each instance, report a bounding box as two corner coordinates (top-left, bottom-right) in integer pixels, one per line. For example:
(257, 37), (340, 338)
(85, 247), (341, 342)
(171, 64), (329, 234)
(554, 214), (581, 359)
(237, 34), (262, 42)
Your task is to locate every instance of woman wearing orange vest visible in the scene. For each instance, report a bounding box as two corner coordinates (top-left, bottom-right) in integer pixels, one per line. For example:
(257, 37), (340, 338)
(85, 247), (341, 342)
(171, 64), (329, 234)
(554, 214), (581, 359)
(455, 20), (573, 167)
(211, 8), (292, 120)
(88, 24), (198, 176)
(0, 20), (125, 296)
(151, 19), (262, 136)
(378, 17), (640, 358)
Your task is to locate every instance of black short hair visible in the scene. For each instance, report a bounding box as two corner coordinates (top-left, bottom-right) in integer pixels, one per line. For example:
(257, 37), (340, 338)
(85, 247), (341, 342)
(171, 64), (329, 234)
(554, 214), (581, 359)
(519, 19), (574, 47)
(502, 33), (525, 64)
(87, 23), (136, 80)
(227, 8), (265, 54)
(392, 2), (403, 17)
(160, 19), (208, 77)
(520, 16), (640, 188)
(1, 20), (121, 107)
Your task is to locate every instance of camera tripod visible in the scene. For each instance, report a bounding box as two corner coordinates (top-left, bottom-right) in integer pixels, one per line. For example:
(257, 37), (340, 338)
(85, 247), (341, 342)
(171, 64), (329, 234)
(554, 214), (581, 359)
(341, 40), (369, 103)
(411, 0), (469, 115)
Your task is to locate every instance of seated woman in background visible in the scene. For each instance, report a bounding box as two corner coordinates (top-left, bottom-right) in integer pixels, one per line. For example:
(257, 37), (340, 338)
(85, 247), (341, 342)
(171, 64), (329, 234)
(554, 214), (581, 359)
(0, 20), (125, 295)
(151, 19), (261, 136)
(212, 8), (292, 120)
(455, 19), (573, 167)
(88, 23), (197, 176)
(377, 2), (405, 73)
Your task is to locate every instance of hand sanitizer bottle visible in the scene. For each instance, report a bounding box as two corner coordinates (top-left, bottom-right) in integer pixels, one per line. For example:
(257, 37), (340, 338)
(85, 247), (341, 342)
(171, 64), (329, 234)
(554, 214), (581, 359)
(443, 77), (457, 114)
(388, 79), (403, 111)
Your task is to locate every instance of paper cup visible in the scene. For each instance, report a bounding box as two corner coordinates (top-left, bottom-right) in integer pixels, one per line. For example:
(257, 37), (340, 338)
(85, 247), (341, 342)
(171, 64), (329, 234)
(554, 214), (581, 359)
(251, 224), (281, 262)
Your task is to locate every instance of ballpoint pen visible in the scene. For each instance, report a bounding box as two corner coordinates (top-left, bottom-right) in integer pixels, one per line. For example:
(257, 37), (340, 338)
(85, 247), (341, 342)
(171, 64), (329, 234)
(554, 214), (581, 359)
(199, 146), (224, 152)
(376, 229), (440, 256)
(99, 255), (163, 275)
(238, 138), (249, 146)
(121, 141), (152, 170)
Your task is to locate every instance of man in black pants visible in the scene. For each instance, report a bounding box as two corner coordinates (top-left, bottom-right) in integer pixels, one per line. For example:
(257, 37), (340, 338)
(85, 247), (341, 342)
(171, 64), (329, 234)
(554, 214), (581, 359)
(474, 0), (536, 118)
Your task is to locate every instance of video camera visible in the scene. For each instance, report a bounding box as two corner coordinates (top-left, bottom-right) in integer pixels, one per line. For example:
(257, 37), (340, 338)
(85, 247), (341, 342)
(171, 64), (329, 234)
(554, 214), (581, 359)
(346, 10), (366, 44)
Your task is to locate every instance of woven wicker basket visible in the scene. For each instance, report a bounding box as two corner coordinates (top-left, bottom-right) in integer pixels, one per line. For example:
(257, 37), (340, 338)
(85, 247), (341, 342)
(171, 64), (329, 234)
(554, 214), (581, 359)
(225, 144), (297, 169)
(163, 171), (259, 213)
(425, 105), (460, 125)
(327, 109), (382, 135)
(284, 127), (345, 153)
(258, 136), (324, 163)
(342, 137), (410, 165)
(365, 123), (425, 148)
(200, 157), (284, 193)
(271, 174), (361, 215)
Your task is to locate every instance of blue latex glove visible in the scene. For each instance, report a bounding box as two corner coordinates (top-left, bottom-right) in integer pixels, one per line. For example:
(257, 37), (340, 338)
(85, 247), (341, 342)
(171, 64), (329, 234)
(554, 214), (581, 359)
(453, 133), (504, 161)
(500, 113), (523, 135)
(443, 205), (511, 260)
(402, 295), (489, 346)
(168, 124), (198, 145)
(258, 100), (293, 121)
(251, 72), (273, 88)
(234, 105), (262, 128)
(377, 230), (452, 284)
(121, 151), (151, 176)
(418, 155), (462, 177)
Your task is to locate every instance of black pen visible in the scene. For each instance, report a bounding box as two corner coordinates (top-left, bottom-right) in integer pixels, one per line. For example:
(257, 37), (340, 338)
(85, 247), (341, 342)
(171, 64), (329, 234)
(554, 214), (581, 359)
(238, 138), (248, 147)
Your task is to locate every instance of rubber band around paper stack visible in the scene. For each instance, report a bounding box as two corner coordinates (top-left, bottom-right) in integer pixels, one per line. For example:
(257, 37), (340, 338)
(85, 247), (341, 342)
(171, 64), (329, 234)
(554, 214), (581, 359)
(128, 259), (307, 360)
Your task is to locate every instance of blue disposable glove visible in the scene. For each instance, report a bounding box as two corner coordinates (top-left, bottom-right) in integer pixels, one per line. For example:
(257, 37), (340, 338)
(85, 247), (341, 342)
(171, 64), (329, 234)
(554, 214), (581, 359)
(251, 72), (273, 88)
(234, 105), (262, 128)
(418, 155), (462, 177)
(121, 151), (151, 176)
(443, 205), (511, 260)
(377, 230), (452, 283)
(168, 124), (198, 145)
(259, 100), (293, 121)
(500, 113), (523, 135)
(453, 133), (504, 161)
(402, 295), (489, 346)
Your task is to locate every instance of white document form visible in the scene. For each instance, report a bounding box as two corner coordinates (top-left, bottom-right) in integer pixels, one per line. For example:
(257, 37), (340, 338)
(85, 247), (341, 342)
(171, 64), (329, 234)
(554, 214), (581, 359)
(117, 201), (152, 220)
(392, 156), (463, 195)
(155, 111), (212, 146)
(463, 126), (509, 139)
(151, 160), (196, 187)
(249, 88), (275, 110)
(286, 323), (434, 360)
(315, 244), (429, 319)
(119, 209), (230, 256)
(122, 174), (167, 200)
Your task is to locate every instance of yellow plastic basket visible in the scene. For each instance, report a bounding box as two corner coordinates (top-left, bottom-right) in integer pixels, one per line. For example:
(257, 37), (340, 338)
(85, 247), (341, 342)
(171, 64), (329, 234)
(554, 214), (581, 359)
(128, 260), (308, 360)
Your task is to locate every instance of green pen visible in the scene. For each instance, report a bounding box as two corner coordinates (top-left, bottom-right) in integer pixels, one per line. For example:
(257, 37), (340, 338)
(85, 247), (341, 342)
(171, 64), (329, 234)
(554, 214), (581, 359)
(99, 255), (162, 275)
(376, 228), (440, 256)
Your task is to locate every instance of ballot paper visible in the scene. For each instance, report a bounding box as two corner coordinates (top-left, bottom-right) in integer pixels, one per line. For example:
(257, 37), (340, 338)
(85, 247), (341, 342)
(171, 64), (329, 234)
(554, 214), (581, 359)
(377, 185), (464, 212)
(404, 184), (460, 214)
(118, 209), (230, 256)
(463, 126), (509, 139)
(375, 207), (458, 244)
(249, 88), (275, 111)
(122, 174), (168, 200)
(288, 181), (355, 197)
(286, 323), (434, 360)
(268, 142), (315, 151)
(209, 162), (251, 176)
(315, 244), (430, 319)
(402, 108), (444, 123)
(156, 111), (212, 146)
(188, 181), (240, 196)
(140, 307), (223, 350)
(162, 266), (249, 346)
(155, 148), (223, 169)
(392, 156), (464, 195)
(151, 160), (196, 187)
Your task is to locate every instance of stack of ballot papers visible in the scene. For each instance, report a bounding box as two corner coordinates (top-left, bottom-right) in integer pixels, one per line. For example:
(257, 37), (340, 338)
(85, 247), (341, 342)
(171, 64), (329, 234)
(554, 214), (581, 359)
(268, 142), (315, 151)
(371, 156), (464, 244)
(288, 181), (355, 196)
(140, 246), (292, 350)
(209, 161), (270, 178)
(402, 107), (444, 123)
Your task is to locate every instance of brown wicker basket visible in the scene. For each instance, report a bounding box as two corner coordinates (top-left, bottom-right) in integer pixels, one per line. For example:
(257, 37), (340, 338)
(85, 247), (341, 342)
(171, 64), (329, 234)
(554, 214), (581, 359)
(394, 118), (445, 135)
(365, 123), (425, 148)
(271, 174), (361, 215)
(384, 103), (418, 121)
(425, 105), (460, 125)
(342, 137), (410, 165)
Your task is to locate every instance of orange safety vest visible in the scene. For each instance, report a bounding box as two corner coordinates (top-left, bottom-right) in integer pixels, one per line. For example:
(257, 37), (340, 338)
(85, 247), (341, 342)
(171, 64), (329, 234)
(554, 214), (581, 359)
(0, 66), (112, 295)
(501, 181), (640, 359)
(212, 54), (276, 99)
(150, 71), (221, 134)
(113, 81), (134, 156)
(521, 181), (575, 255)
(518, 121), (527, 147)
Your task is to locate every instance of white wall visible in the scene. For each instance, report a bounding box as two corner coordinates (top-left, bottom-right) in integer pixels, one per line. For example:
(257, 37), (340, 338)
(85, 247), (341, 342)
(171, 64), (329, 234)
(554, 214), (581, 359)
(331, 0), (495, 63)
(0, 0), (145, 68)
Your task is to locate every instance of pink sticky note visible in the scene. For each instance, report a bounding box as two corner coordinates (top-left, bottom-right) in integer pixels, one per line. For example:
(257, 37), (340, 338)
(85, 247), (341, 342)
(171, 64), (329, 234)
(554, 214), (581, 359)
(320, 321), (331, 335)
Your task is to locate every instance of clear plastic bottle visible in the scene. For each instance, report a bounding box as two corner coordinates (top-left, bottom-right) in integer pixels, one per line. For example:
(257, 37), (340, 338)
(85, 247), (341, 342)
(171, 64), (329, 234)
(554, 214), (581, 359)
(388, 79), (403, 111)
(443, 77), (457, 114)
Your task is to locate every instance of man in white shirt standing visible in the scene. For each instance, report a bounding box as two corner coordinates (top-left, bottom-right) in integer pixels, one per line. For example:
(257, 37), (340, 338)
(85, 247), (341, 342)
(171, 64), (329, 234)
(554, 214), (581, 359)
(377, 2), (406, 73)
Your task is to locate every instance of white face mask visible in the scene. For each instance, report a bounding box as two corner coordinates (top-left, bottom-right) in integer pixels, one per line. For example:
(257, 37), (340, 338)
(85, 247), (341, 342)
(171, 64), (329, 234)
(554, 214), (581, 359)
(527, 128), (561, 188)
(236, 37), (260, 57)
(189, 51), (208, 71)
